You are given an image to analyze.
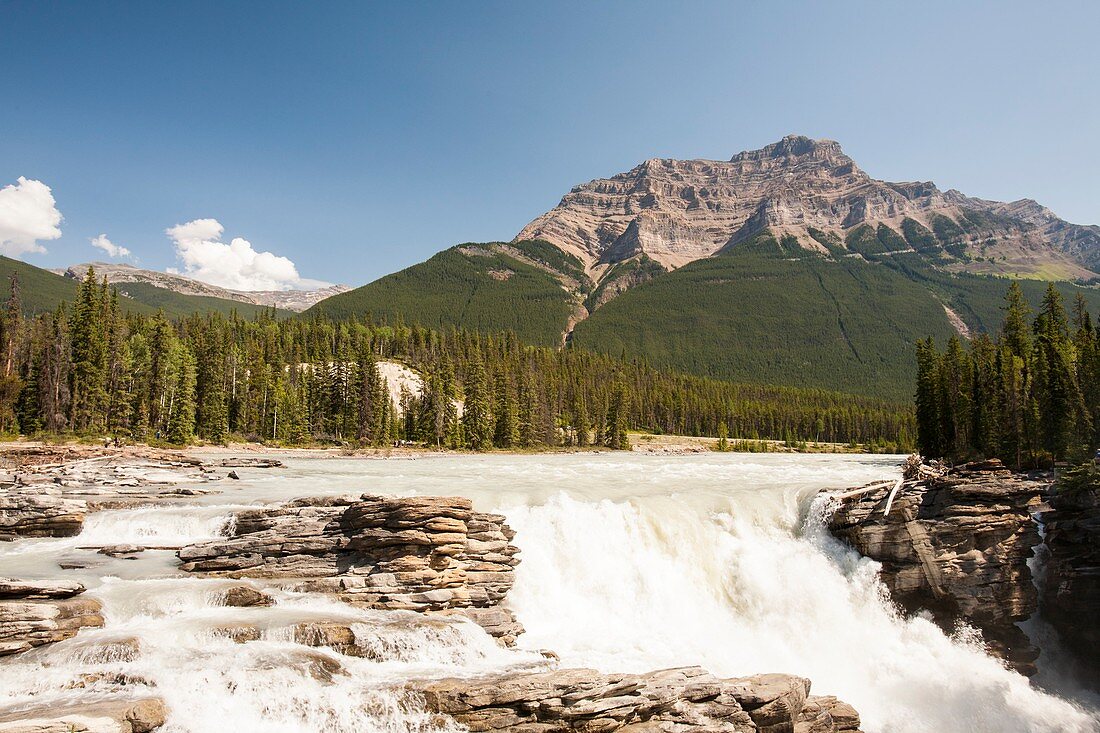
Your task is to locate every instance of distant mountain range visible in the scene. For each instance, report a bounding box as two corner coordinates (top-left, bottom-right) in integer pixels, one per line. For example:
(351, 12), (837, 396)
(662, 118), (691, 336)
(56, 263), (349, 312)
(308, 135), (1100, 399)
(0, 256), (297, 319)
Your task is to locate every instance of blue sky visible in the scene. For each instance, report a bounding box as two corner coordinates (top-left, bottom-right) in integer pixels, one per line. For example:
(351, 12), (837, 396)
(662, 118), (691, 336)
(1, 1), (1098, 288)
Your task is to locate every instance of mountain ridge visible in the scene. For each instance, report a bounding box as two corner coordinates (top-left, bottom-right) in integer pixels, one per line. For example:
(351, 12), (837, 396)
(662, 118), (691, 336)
(58, 262), (350, 312)
(306, 135), (1100, 399)
(516, 134), (1100, 285)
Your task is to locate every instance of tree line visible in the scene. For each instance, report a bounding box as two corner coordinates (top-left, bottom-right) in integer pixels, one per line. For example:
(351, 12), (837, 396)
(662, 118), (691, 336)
(915, 281), (1100, 468)
(0, 268), (916, 450)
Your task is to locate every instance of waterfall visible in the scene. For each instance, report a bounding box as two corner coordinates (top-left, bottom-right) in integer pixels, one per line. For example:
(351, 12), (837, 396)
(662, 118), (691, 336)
(1, 453), (1096, 732)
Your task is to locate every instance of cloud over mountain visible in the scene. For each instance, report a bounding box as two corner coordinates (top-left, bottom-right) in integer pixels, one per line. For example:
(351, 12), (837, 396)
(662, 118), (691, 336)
(165, 218), (303, 291)
(90, 234), (131, 259)
(0, 177), (63, 258)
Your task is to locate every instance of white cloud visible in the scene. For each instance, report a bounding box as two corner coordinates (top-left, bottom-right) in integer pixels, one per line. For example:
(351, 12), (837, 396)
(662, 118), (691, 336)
(90, 234), (131, 259)
(165, 218), (308, 291)
(0, 177), (62, 258)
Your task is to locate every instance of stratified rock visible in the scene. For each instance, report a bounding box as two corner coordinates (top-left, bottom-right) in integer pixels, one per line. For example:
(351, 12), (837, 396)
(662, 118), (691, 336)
(0, 489), (86, 538)
(516, 135), (1100, 278)
(828, 459), (1045, 674)
(0, 578), (104, 656)
(0, 696), (166, 732)
(1040, 484), (1100, 689)
(212, 457), (284, 468)
(414, 665), (858, 732)
(178, 494), (523, 642)
(98, 544), (145, 558)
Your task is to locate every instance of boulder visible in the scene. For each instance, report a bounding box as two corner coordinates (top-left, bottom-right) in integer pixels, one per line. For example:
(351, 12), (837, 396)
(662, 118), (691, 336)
(1040, 484), (1100, 689)
(828, 459), (1044, 674)
(178, 494), (523, 642)
(0, 578), (104, 656)
(220, 584), (274, 607)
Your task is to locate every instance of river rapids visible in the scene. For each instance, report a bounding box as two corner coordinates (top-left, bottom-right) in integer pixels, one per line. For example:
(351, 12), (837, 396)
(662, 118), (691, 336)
(0, 452), (1097, 732)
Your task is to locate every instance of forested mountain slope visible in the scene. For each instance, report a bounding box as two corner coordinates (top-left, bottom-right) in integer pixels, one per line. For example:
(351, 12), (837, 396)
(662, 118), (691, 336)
(308, 135), (1100, 400)
(306, 240), (588, 347)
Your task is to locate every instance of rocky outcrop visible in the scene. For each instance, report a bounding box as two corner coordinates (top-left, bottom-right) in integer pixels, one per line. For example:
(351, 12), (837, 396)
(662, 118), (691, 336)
(0, 697), (166, 732)
(0, 578), (105, 656)
(413, 666), (861, 733)
(178, 494), (523, 642)
(1040, 485), (1100, 688)
(63, 261), (348, 312)
(516, 135), (1097, 280)
(0, 489), (86, 538)
(827, 459), (1045, 674)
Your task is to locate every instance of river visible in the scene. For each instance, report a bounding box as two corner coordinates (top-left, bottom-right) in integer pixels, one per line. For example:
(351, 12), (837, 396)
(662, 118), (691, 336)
(0, 452), (1097, 732)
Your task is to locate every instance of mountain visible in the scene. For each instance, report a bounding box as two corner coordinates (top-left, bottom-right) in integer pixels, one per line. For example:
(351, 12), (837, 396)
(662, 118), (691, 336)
(308, 240), (584, 346)
(309, 135), (1100, 399)
(0, 256), (290, 319)
(518, 134), (1100, 282)
(60, 263), (349, 312)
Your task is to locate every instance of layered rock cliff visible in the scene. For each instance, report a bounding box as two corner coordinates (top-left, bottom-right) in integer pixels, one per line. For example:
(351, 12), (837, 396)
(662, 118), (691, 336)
(178, 494), (525, 643)
(516, 135), (1100, 282)
(827, 460), (1045, 674)
(0, 578), (104, 656)
(1040, 484), (1100, 689)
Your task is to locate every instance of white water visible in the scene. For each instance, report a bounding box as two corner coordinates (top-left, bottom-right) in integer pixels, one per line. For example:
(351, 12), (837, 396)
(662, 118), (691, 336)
(0, 452), (1097, 732)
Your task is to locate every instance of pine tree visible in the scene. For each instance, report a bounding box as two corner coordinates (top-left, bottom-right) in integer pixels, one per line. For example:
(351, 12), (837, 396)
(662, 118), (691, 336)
(716, 421), (730, 451)
(461, 356), (493, 450)
(166, 343), (197, 444)
(573, 390), (590, 447)
(68, 269), (108, 432)
(1001, 281), (1032, 359)
(914, 338), (942, 457)
(493, 372), (519, 448)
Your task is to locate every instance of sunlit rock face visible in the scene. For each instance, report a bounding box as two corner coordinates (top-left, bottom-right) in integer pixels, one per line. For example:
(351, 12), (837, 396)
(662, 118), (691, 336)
(517, 134), (1100, 277)
(178, 494), (524, 643)
(828, 459), (1046, 675)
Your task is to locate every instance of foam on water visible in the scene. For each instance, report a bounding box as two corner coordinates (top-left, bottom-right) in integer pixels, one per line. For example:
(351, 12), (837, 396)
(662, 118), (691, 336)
(0, 452), (1096, 732)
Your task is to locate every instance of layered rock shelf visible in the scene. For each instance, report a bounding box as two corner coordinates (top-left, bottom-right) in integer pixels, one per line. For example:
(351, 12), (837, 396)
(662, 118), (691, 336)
(1040, 484), (1100, 689)
(827, 459), (1045, 674)
(0, 697), (167, 733)
(178, 494), (525, 643)
(0, 489), (86, 539)
(0, 578), (104, 656)
(414, 666), (861, 733)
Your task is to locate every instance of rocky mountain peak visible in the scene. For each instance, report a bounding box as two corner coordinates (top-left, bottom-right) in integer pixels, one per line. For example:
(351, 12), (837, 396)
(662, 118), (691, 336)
(731, 134), (846, 164)
(515, 135), (1100, 292)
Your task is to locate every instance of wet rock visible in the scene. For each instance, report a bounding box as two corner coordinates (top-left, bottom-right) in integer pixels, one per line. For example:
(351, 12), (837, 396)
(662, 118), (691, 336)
(213, 457), (284, 468)
(0, 489), (86, 538)
(178, 494), (522, 642)
(0, 578), (84, 599)
(1040, 484), (1100, 689)
(98, 544), (145, 558)
(221, 584), (274, 607)
(827, 459), (1045, 674)
(213, 625), (262, 643)
(797, 696), (861, 733)
(0, 578), (105, 656)
(413, 665), (856, 732)
(227, 471), (240, 480)
(0, 696), (167, 732)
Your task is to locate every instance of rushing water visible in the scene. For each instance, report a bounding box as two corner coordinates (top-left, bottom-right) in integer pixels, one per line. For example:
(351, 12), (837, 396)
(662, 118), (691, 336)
(1, 452), (1097, 732)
